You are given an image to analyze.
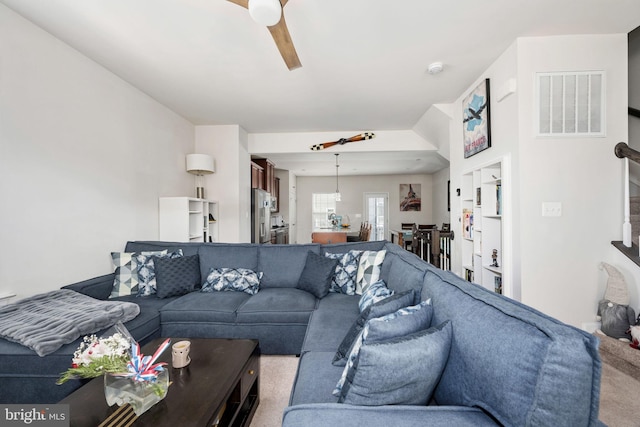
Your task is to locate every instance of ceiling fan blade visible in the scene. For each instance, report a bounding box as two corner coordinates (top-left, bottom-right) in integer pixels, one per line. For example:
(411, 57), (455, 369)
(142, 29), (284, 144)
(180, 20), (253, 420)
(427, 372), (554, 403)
(227, 0), (248, 9)
(310, 133), (376, 151)
(268, 15), (301, 70)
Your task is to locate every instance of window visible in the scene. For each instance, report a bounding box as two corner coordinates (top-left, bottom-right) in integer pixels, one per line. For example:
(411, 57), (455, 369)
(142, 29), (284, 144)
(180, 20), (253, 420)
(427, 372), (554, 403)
(312, 193), (337, 228)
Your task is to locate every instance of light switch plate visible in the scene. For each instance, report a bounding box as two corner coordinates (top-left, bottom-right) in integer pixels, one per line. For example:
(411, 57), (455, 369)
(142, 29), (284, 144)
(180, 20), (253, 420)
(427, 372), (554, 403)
(542, 202), (562, 217)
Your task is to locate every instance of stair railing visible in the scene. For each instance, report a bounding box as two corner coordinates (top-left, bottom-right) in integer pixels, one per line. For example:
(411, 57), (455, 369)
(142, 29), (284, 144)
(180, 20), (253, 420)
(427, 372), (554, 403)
(614, 142), (640, 248)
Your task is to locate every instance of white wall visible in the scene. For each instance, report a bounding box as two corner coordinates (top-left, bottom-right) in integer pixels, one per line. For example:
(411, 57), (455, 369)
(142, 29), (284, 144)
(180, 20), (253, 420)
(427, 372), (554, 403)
(517, 35), (627, 327)
(296, 174), (433, 244)
(450, 34), (629, 328)
(432, 167), (451, 227)
(0, 5), (195, 299)
(195, 125), (252, 243)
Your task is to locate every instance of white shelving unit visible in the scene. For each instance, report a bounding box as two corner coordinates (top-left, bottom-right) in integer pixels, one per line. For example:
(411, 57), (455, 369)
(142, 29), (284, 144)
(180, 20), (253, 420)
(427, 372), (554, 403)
(159, 197), (218, 243)
(460, 157), (510, 297)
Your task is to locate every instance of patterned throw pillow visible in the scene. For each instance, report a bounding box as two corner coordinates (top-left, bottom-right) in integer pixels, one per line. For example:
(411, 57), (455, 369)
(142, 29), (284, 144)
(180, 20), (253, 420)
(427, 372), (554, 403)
(358, 280), (394, 312)
(110, 250), (167, 298)
(136, 250), (183, 297)
(325, 250), (362, 295)
(155, 255), (201, 299)
(333, 300), (437, 400)
(201, 268), (263, 295)
(355, 250), (387, 295)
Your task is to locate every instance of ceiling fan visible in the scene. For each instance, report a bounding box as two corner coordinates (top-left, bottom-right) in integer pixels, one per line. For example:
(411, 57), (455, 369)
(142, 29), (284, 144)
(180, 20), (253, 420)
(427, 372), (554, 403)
(310, 133), (376, 151)
(228, 0), (302, 70)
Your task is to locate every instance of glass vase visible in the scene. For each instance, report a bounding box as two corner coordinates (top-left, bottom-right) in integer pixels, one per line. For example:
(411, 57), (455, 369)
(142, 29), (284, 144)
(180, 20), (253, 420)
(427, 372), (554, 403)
(104, 369), (169, 416)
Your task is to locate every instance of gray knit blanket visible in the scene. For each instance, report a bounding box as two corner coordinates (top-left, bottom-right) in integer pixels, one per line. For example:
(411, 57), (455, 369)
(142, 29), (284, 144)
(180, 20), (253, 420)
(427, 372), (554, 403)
(0, 289), (139, 356)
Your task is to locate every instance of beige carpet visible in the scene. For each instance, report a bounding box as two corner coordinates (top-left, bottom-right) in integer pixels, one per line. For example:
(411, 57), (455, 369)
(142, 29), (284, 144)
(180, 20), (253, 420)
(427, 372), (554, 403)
(249, 350), (639, 427)
(250, 355), (299, 427)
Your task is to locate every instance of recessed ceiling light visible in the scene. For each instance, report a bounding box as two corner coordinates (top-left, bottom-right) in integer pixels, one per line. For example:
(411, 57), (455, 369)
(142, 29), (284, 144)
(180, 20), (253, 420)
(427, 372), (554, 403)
(428, 62), (443, 75)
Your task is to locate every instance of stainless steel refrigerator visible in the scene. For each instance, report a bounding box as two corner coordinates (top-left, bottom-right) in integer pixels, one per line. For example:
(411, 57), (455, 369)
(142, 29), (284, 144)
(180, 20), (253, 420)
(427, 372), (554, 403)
(251, 188), (271, 243)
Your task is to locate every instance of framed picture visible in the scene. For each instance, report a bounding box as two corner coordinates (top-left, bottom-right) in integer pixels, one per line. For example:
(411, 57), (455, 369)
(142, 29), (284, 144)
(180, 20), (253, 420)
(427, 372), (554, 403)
(463, 78), (491, 158)
(400, 184), (421, 211)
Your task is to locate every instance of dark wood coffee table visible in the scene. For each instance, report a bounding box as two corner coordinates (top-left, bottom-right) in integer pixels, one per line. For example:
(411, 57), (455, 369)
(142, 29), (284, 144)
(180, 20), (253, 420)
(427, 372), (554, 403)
(60, 338), (260, 427)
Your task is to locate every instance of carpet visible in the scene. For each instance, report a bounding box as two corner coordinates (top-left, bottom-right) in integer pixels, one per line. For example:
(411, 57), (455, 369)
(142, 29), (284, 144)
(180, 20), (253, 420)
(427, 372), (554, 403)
(250, 355), (299, 427)
(596, 331), (640, 427)
(249, 345), (640, 427)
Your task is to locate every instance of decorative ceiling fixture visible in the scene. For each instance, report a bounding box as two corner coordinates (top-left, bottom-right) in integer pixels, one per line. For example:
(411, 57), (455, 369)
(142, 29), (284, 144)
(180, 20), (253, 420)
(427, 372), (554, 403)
(310, 132), (376, 151)
(228, 0), (302, 70)
(334, 153), (341, 202)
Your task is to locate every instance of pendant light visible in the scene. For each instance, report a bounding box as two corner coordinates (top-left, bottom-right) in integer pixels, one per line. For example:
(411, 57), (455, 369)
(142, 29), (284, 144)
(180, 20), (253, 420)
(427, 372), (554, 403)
(335, 153), (341, 202)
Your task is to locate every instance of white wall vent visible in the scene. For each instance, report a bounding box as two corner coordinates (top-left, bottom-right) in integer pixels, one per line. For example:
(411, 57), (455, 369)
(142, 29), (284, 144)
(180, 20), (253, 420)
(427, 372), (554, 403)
(536, 71), (605, 137)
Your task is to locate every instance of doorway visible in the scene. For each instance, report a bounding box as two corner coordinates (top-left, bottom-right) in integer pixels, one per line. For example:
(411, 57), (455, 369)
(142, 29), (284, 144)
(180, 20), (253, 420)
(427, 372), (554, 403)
(364, 193), (388, 241)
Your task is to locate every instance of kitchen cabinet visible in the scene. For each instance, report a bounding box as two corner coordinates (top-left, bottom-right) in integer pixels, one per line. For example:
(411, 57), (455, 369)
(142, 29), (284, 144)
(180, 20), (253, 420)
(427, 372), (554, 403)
(253, 159), (275, 194)
(251, 161), (264, 190)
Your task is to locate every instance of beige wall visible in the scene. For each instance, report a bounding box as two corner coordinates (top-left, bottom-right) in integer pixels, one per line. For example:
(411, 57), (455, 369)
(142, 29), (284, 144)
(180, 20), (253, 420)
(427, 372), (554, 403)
(296, 173), (434, 244)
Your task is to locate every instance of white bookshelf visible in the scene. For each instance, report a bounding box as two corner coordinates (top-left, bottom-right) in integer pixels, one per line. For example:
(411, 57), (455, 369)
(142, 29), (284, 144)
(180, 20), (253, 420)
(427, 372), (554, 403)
(159, 197), (218, 243)
(461, 157), (510, 297)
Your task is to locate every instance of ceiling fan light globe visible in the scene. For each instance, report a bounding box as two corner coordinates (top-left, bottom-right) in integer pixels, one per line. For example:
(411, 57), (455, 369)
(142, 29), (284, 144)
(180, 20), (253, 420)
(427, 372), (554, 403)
(248, 0), (282, 26)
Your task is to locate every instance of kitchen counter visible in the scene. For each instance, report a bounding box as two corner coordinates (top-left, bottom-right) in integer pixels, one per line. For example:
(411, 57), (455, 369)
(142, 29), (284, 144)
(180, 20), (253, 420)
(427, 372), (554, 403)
(271, 226), (289, 244)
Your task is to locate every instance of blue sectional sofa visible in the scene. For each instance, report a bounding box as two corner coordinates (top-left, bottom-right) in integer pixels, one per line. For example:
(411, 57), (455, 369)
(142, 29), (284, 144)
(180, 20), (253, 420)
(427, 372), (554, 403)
(0, 240), (603, 427)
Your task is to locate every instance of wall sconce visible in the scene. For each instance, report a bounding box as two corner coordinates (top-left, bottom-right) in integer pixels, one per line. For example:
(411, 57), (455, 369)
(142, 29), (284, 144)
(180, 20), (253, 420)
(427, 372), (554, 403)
(186, 154), (215, 199)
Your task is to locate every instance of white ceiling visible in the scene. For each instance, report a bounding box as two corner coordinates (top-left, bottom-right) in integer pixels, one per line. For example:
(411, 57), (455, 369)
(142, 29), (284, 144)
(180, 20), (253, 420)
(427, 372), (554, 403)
(3, 0), (640, 175)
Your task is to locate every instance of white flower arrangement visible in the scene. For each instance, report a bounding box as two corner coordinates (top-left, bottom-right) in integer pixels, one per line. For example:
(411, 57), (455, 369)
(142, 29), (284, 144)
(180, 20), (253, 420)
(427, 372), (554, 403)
(57, 323), (134, 385)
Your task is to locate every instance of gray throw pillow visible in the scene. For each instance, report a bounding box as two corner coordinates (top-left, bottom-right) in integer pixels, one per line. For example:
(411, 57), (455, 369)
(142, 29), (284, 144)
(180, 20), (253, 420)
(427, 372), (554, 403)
(297, 251), (339, 299)
(332, 289), (415, 366)
(338, 320), (452, 406)
(154, 255), (201, 299)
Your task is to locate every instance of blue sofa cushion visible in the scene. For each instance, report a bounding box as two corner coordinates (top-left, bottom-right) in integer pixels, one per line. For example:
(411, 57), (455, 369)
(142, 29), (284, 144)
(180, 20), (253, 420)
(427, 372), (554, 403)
(154, 255), (201, 298)
(201, 268), (263, 295)
(325, 250), (362, 295)
(298, 252), (339, 299)
(159, 291), (250, 324)
(338, 320), (452, 406)
(259, 244), (321, 288)
(236, 288), (317, 324)
(197, 244), (259, 282)
(124, 241), (200, 257)
(332, 290), (415, 366)
(358, 280), (393, 312)
(380, 250), (428, 298)
(423, 268), (601, 427)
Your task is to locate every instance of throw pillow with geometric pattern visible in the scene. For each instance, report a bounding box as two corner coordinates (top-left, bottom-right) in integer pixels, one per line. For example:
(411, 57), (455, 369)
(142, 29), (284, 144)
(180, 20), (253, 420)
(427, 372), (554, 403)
(355, 250), (387, 295)
(136, 250), (183, 297)
(325, 250), (362, 295)
(110, 250), (167, 298)
(358, 279), (394, 313)
(201, 267), (263, 295)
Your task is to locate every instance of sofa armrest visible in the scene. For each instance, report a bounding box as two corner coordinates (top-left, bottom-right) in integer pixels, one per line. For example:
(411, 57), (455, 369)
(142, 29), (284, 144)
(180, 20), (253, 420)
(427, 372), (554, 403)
(61, 273), (114, 300)
(282, 404), (498, 427)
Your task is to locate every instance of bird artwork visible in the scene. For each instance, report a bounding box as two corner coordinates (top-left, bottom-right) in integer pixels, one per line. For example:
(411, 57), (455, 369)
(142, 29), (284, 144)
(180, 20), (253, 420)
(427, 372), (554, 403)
(463, 79), (491, 158)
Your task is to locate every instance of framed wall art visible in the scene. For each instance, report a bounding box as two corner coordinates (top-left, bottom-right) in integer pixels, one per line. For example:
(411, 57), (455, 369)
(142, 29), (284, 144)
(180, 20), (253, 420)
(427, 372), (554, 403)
(463, 78), (491, 158)
(399, 184), (421, 211)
